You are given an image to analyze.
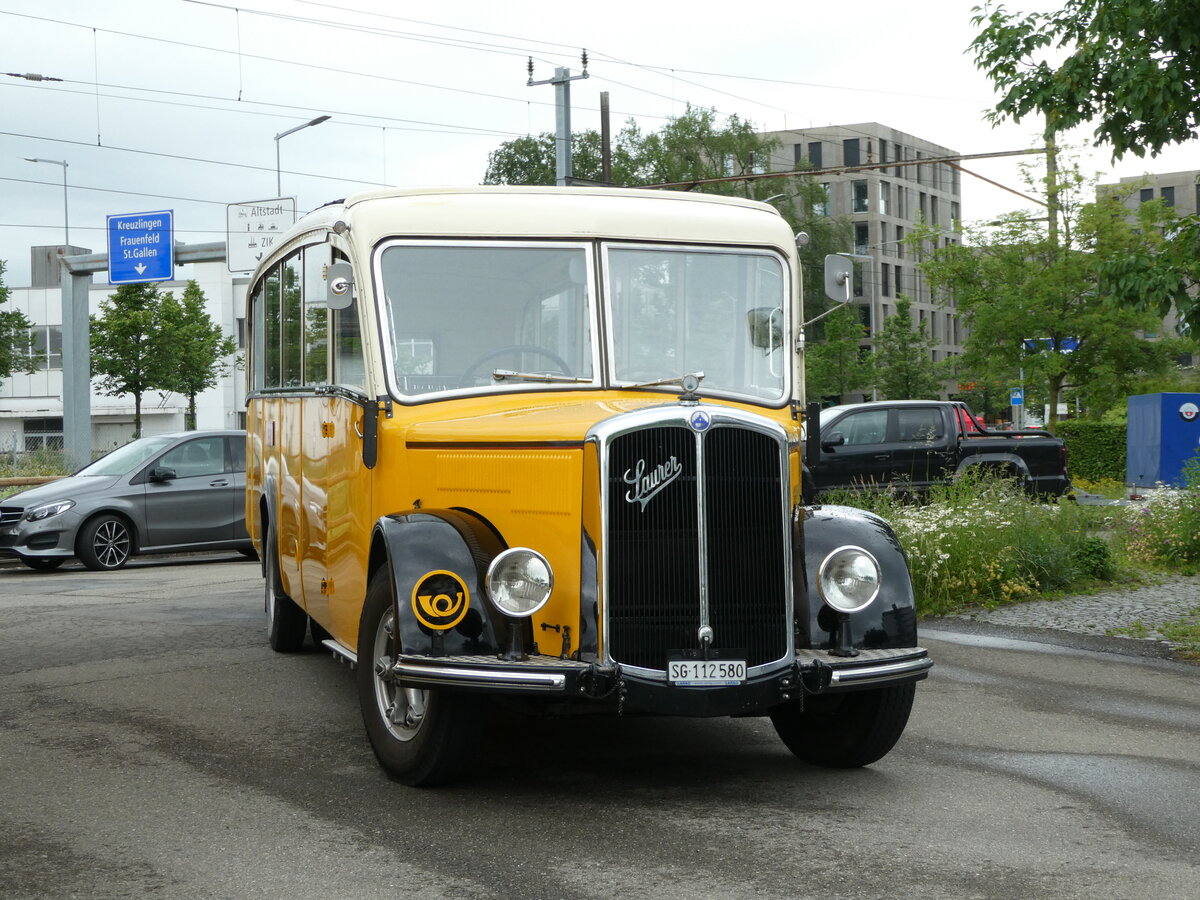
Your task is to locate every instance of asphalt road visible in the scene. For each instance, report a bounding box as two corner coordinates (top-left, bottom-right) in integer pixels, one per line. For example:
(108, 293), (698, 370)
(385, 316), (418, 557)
(1, 555), (1197, 900)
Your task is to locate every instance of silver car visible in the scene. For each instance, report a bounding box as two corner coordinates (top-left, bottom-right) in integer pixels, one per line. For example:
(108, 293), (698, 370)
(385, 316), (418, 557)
(0, 430), (251, 571)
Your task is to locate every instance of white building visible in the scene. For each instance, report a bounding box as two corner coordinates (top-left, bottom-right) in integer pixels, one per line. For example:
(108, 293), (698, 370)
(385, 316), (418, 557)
(1, 245), (247, 458)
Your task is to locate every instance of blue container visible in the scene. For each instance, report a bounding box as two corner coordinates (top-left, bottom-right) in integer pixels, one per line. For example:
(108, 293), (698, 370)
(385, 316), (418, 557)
(1126, 393), (1200, 487)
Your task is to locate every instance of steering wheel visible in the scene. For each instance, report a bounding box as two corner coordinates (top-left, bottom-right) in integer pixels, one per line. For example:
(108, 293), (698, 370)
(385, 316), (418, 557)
(458, 345), (574, 387)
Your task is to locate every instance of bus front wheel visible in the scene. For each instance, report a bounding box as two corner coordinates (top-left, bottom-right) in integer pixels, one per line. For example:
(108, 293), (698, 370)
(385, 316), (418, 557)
(356, 569), (484, 786)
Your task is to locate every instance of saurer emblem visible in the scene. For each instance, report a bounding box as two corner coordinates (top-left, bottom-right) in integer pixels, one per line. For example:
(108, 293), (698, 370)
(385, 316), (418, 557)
(623, 456), (683, 512)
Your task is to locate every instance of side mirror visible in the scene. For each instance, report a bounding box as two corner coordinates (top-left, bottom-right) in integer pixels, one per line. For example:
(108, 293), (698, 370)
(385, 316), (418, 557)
(326, 262), (355, 310)
(821, 431), (846, 449)
(824, 254), (854, 304)
(149, 466), (176, 482)
(746, 307), (783, 350)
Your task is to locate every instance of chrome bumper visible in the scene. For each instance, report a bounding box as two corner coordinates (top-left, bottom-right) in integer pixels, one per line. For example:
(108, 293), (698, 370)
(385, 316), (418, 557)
(378, 646), (931, 701)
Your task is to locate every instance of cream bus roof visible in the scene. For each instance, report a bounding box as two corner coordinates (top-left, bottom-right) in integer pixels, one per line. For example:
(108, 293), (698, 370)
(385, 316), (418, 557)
(303, 185), (794, 249)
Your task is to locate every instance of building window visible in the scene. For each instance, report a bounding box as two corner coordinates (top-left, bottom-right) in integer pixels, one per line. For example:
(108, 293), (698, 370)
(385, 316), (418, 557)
(1161, 186), (1175, 206)
(915, 151), (924, 184)
(15, 325), (62, 371)
(24, 418), (64, 452)
(794, 143), (804, 165)
(858, 304), (871, 332)
(1140, 188), (1154, 203)
(895, 225), (904, 258)
(808, 142), (823, 169)
(843, 138), (860, 167)
(852, 180), (869, 213)
(812, 183), (830, 217)
(919, 192), (927, 221)
(881, 263), (891, 297)
(895, 266), (904, 295)
(930, 197), (939, 226)
(893, 143), (904, 178)
(950, 201), (960, 224)
(879, 181), (891, 217)
(853, 264), (864, 298)
(896, 186), (906, 219)
(854, 222), (869, 255)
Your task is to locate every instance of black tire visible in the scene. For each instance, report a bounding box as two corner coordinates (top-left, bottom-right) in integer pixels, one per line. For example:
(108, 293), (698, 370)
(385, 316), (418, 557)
(264, 519), (307, 652)
(310, 618), (332, 647)
(76, 514), (133, 571)
(769, 682), (916, 768)
(21, 556), (66, 571)
(356, 569), (484, 786)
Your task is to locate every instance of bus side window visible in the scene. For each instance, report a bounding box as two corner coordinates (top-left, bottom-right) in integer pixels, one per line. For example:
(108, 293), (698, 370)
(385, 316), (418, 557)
(331, 250), (366, 389)
(283, 254), (304, 386)
(249, 279), (266, 391)
(264, 264), (282, 388)
(304, 245), (330, 385)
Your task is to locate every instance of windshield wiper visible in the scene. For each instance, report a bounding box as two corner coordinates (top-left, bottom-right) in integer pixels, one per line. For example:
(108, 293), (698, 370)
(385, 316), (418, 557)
(491, 369), (592, 384)
(626, 372), (705, 393)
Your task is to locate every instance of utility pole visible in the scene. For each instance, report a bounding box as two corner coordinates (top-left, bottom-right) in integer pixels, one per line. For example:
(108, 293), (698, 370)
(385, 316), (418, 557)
(600, 91), (612, 185)
(528, 52), (589, 186)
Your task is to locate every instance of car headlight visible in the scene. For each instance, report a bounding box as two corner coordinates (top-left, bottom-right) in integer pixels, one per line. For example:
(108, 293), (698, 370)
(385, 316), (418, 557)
(817, 545), (881, 614)
(24, 499), (75, 522)
(486, 548), (553, 617)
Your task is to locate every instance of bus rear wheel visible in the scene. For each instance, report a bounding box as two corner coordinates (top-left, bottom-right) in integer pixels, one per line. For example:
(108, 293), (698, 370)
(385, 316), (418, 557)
(356, 569), (483, 786)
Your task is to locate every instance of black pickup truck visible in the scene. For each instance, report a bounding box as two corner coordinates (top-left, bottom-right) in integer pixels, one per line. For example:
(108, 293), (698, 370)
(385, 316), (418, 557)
(804, 400), (1071, 499)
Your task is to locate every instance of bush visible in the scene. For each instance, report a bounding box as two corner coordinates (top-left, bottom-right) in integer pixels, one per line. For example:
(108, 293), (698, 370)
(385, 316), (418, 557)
(823, 472), (1116, 616)
(1055, 420), (1125, 482)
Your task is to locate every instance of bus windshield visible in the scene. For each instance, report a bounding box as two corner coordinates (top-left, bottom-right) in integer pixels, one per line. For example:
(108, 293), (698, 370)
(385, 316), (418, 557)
(378, 242), (595, 398)
(376, 240), (788, 403)
(606, 245), (787, 401)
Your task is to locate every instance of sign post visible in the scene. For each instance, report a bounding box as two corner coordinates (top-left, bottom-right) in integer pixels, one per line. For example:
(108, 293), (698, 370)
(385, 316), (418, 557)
(107, 210), (174, 283)
(1010, 387), (1024, 430)
(226, 198), (296, 273)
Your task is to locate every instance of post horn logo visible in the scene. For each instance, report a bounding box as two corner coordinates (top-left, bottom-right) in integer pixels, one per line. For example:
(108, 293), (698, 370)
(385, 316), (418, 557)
(412, 570), (470, 631)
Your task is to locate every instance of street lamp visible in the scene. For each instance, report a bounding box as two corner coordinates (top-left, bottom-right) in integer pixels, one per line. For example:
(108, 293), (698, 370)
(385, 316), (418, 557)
(24, 157), (69, 247)
(274, 115), (331, 196)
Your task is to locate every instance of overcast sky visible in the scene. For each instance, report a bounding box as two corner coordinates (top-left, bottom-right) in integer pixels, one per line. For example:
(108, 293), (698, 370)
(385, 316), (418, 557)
(2, 0), (1197, 287)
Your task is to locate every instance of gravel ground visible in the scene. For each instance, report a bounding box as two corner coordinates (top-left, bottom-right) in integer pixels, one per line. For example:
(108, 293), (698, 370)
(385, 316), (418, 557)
(937, 574), (1200, 652)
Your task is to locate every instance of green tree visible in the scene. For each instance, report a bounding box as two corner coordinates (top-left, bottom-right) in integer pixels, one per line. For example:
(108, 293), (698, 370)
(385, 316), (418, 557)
(157, 281), (237, 430)
(872, 296), (943, 400)
(970, 0), (1200, 160)
(0, 260), (37, 388)
(914, 163), (1187, 425)
(805, 303), (871, 403)
(91, 282), (170, 439)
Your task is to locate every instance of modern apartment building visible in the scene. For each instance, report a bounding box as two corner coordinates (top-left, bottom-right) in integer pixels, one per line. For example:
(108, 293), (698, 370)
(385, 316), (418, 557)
(763, 123), (965, 365)
(1099, 169), (1200, 343)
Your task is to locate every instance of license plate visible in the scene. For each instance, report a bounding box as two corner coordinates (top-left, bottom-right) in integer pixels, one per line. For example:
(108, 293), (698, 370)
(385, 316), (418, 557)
(667, 658), (746, 686)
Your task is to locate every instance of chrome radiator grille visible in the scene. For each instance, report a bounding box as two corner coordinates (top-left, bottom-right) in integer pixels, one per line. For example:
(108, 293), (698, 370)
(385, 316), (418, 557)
(603, 415), (790, 672)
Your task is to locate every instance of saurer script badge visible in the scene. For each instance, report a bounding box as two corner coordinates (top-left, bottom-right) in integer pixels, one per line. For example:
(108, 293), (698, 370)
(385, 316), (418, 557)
(412, 570), (470, 630)
(623, 456), (683, 512)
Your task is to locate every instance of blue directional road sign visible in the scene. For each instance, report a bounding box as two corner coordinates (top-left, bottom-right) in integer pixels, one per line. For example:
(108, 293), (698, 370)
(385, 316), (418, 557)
(107, 210), (174, 283)
(1011, 387), (1024, 406)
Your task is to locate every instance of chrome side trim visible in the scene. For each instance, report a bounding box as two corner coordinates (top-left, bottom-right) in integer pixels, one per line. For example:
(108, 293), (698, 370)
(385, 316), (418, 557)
(391, 661), (568, 692)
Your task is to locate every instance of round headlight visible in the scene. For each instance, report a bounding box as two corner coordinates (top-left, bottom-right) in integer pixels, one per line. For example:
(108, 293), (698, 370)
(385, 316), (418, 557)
(817, 545), (881, 613)
(486, 549), (553, 617)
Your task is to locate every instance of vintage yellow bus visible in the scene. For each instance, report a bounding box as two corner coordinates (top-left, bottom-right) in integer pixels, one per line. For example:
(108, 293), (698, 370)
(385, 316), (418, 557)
(245, 186), (930, 785)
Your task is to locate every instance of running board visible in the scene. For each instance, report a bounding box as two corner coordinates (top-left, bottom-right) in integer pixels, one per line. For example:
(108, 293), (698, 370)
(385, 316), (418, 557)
(322, 638), (357, 667)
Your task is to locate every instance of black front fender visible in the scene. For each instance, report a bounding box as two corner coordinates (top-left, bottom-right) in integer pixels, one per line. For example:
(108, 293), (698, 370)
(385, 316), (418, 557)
(799, 504), (917, 652)
(371, 510), (510, 657)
